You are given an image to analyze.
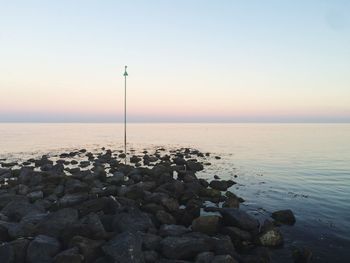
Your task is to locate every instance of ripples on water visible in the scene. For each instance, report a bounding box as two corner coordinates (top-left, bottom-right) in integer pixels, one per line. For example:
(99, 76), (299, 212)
(0, 123), (349, 262)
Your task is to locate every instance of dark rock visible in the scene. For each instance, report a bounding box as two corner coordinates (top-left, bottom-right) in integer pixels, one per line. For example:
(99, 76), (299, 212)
(70, 236), (104, 263)
(156, 210), (177, 225)
(221, 226), (252, 247)
(59, 193), (89, 207)
(102, 231), (144, 263)
(2, 199), (45, 222)
(0, 194), (28, 209)
(271, 209), (296, 225)
(210, 234), (238, 259)
(26, 235), (61, 263)
(160, 235), (212, 260)
(159, 224), (191, 237)
(130, 155), (142, 163)
(191, 216), (221, 235)
(36, 208), (79, 238)
(195, 252), (215, 263)
(142, 233), (162, 250)
(205, 208), (259, 232)
(144, 250), (159, 263)
(113, 208), (155, 233)
(292, 247), (313, 263)
(27, 190), (44, 202)
(0, 242), (15, 263)
(186, 161), (203, 171)
(209, 180), (235, 191)
(76, 197), (120, 216)
(212, 255), (238, 263)
(10, 238), (30, 263)
(54, 247), (83, 263)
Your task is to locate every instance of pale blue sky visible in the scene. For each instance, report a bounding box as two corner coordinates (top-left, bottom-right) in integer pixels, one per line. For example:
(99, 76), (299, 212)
(0, 0), (349, 122)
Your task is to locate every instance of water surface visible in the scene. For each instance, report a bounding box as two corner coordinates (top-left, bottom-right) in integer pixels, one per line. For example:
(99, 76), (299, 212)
(0, 123), (349, 262)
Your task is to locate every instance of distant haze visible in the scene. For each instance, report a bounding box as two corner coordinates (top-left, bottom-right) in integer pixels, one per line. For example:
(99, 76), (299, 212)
(1, 0), (350, 123)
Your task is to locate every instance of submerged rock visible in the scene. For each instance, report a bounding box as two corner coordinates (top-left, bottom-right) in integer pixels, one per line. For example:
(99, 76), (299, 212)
(271, 209), (296, 225)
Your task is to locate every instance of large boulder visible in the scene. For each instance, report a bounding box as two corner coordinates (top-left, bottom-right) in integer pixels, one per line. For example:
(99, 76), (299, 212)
(209, 180), (235, 191)
(159, 224), (191, 237)
(160, 235), (213, 260)
(191, 216), (221, 235)
(102, 231), (144, 263)
(36, 208), (79, 238)
(0, 243), (14, 263)
(70, 235), (104, 263)
(26, 235), (61, 263)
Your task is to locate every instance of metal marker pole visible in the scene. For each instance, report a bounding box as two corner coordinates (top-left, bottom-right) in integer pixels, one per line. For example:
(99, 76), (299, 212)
(123, 66), (128, 164)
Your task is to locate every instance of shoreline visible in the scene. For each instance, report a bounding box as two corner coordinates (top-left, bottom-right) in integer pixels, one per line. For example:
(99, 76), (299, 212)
(0, 147), (309, 263)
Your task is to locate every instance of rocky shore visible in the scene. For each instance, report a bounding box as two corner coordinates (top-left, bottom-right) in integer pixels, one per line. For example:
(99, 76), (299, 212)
(0, 147), (310, 263)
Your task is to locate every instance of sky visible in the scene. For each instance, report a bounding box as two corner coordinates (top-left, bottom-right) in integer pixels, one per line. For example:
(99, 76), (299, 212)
(0, 0), (350, 122)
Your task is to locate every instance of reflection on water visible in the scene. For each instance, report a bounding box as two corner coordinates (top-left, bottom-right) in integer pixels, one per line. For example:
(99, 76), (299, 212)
(1, 123), (350, 262)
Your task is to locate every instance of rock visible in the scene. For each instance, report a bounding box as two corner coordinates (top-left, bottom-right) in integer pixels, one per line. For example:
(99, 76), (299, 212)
(212, 255), (238, 263)
(36, 208), (79, 238)
(59, 193), (89, 207)
(186, 161), (203, 171)
(191, 216), (221, 235)
(210, 235), (238, 259)
(221, 226), (252, 247)
(54, 247), (84, 263)
(195, 252), (215, 263)
(10, 238), (30, 262)
(209, 180), (235, 191)
(18, 184), (30, 195)
(0, 194), (28, 209)
(142, 233), (162, 250)
(1, 199), (45, 222)
(257, 227), (283, 247)
(27, 190), (44, 202)
(113, 208), (155, 233)
(160, 235), (212, 260)
(70, 236), (104, 262)
(144, 250), (159, 263)
(130, 155), (142, 163)
(65, 179), (89, 194)
(102, 231), (144, 263)
(80, 213), (107, 239)
(107, 171), (125, 185)
(0, 242), (15, 263)
(161, 197), (179, 212)
(76, 197), (120, 216)
(159, 224), (191, 237)
(206, 208), (259, 232)
(156, 210), (177, 225)
(292, 247), (313, 263)
(0, 224), (10, 241)
(26, 235), (61, 263)
(271, 209), (296, 225)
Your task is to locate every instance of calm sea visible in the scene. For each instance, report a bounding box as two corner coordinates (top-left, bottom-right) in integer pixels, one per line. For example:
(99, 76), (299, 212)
(0, 123), (349, 262)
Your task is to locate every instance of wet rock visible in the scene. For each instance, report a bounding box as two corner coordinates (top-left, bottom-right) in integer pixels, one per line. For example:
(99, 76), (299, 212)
(195, 251), (215, 263)
(209, 180), (235, 191)
(221, 226), (252, 247)
(271, 209), (296, 225)
(54, 247), (84, 263)
(205, 208), (259, 232)
(160, 235), (212, 260)
(210, 234), (238, 259)
(159, 224), (191, 237)
(191, 216), (221, 235)
(292, 247), (313, 263)
(26, 235), (61, 263)
(102, 231), (144, 263)
(257, 227), (283, 247)
(36, 208), (79, 238)
(9, 238), (30, 262)
(186, 161), (203, 171)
